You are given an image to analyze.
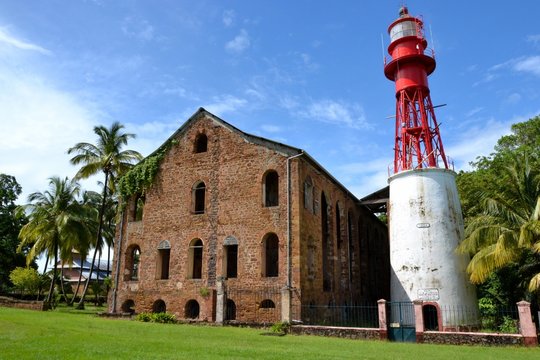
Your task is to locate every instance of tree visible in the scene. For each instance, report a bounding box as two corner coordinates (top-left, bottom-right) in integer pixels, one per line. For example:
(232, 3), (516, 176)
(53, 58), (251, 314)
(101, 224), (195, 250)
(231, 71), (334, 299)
(457, 115), (540, 305)
(17, 177), (95, 305)
(0, 174), (32, 294)
(68, 122), (142, 308)
(9, 267), (41, 297)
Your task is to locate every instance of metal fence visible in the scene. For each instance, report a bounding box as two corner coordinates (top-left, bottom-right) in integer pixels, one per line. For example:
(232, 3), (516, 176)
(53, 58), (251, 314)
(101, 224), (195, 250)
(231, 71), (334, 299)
(423, 304), (519, 333)
(296, 303), (379, 328)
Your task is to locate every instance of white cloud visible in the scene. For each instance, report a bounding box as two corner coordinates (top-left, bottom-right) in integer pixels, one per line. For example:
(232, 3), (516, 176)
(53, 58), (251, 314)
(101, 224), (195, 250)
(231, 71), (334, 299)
(513, 56), (540, 77)
(0, 71), (98, 203)
(222, 10), (235, 27)
(505, 92), (521, 104)
(446, 121), (509, 170)
(121, 17), (155, 41)
(335, 157), (392, 198)
(261, 124), (281, 133)
(527, 34), (540, 45)
(465, 107), (483, 117)
(225, 29), (250, 54)
(0, 27), (51, 55)
(299, 99), (369, 129)
(203, 94), (247, 116)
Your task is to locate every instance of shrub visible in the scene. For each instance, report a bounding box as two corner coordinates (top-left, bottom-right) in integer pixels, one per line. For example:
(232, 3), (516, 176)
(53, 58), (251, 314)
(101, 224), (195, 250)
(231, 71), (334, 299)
(136, 312), (153, 322)
(136, 312), (177, 324)
(270, 321), (290, 334)
(152, 312), (177, 324)
(498, 316), (518, 334)
(9, 267), (41, 296)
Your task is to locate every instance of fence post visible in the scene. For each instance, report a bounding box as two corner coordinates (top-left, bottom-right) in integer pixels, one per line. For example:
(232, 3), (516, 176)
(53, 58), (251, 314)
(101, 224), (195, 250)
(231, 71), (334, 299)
(215, 277), (225, 324)
(281, 287), (291, 323)
(413, 300), (424, 343)
(517, 300), (538, 347)
(377, 299), (388, 340)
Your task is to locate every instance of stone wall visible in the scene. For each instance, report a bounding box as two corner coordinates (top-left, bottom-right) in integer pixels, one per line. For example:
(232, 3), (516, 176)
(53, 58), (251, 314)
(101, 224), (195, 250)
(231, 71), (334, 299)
(291, 325), (382, 340)
(0, 296), (47, 311)
(422, 331), (523, 346)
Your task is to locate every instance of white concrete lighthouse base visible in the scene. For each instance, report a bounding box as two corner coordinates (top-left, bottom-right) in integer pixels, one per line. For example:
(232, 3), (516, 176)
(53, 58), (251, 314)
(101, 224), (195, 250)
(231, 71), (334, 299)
(388, 168), (478, 328)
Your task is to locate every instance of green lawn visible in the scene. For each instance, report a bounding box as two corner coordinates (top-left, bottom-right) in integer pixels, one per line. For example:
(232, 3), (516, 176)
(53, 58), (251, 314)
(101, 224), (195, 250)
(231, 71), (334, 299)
(0, 306), (538, 360)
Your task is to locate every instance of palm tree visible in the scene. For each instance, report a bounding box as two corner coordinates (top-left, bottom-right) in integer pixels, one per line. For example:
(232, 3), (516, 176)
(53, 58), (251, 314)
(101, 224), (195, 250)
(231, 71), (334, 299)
(18, 177), (94, 305)
(457, 153), (540, 297)
(68, 122), (142, 308)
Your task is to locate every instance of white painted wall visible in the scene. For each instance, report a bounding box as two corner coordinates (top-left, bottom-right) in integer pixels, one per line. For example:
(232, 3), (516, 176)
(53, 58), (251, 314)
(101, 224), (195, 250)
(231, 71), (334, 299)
(388, 168), (478, 326)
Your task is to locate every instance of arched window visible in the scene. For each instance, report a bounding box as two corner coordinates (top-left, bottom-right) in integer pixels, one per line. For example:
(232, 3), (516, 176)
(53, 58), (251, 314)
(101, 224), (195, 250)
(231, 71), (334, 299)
(185, 299), (200, 319)
(260, 299), (275, 309)
(121, 299), (136, 314)
(262, 233), (279, 277)
(188, 239), (203, 279)
(152, 299), (166, 313)
(157, 240), (171, 280)
(192, 181), (206, 214)
(225, 299), (236, 321)
(125, 245), (141, 281)
(304, 176), (314, 212)
(347, 211), (354, 284)
(194, 133), (208, 153)
(307, 236), (316, 280)
(321, 192), (332, 292)
(134, 194), (145, 221)
(263, 170), (279, 207)
(336, 202), (342, 249)
(223, 236), (238, 279)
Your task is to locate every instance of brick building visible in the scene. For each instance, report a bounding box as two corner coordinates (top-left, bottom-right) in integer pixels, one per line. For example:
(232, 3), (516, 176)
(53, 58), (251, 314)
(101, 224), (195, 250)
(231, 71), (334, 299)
(109, 108), (389, 324)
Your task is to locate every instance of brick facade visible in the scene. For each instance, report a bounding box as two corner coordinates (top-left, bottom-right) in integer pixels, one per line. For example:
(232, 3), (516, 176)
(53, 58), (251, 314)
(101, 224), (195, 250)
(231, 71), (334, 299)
(109, 108), (389, 323)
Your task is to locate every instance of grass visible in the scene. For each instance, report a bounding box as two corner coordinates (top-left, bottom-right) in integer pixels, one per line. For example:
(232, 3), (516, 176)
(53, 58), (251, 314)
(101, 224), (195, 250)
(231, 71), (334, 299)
(0, 307), (539, 359)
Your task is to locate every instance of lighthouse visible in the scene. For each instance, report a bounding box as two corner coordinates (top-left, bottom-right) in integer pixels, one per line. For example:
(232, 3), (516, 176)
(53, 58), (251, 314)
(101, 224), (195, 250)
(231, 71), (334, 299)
(384, 7), (477, 329)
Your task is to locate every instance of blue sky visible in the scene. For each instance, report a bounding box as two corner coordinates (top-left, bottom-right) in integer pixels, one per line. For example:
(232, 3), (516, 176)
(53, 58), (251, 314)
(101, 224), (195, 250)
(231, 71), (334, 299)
(1, 0), (540, 204)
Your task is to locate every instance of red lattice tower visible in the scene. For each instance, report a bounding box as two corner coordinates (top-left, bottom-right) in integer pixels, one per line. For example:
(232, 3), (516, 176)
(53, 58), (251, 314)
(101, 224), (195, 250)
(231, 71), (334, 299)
(384, 7), (448, 174)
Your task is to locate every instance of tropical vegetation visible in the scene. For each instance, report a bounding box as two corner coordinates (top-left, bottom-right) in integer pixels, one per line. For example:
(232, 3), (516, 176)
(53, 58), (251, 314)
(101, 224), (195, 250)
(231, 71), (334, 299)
(67, 122), (142, 308)
(457, 115), (540, 306)
(17, 177), (95, 305)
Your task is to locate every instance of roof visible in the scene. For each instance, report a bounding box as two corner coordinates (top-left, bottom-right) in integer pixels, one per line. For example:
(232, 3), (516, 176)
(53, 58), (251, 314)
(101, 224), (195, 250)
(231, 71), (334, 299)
(359, 186), (389, 214)
(149, 108), (369, 206)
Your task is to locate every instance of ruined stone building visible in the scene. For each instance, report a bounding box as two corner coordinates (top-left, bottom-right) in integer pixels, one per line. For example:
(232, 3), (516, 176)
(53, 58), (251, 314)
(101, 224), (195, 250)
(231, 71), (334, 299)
(109, 108), (389, 323)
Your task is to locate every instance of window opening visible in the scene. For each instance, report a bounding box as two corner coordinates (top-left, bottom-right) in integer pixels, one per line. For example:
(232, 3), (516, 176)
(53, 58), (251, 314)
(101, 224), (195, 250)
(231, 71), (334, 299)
(189, 239), (203, 279)
(193, 181), (206, 214)
(225, 299), (236, 321)
(321, 192), (332, 292)
(194, 133), (208, 153)
(262, 233), (279, 277)
(264, 171), (279, 207)
(260, 299), (275, 309)
(152, 299), (166, 313)
(185, 300), (200, 319)
(304, 176), (314, 212)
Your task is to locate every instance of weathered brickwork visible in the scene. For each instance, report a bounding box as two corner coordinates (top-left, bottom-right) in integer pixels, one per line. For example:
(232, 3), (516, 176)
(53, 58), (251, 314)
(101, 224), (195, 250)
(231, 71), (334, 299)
(109, 109), (389, 323)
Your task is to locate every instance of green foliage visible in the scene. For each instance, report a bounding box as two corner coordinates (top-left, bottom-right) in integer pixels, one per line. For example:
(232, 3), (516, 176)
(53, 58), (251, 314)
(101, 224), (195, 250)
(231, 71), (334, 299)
(0, 174), (31, 293)
(135, 312), (153, 322)
(270, 321), (290, 334)
(498, 316), (518, 334)
(456, 115), (540, 303)
(135, 312), (177, 324)
(151, 312), (177, 324)
(9, 267), (41, 296)
(117, 139), (177, 199)
(199, 286), (210, 298)
(117, 154), (162, 199)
